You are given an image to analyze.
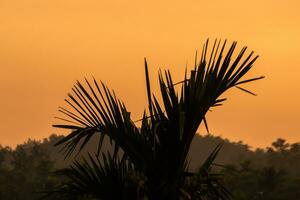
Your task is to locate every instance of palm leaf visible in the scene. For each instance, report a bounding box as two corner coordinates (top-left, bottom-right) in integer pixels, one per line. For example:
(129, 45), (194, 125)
(52, 39), (263, 199)
(42, 152), (143, 200)
(183, 143), (232, 200)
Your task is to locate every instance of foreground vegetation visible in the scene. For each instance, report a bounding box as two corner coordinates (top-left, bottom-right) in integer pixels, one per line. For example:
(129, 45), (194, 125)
(47, 40), (264, 199)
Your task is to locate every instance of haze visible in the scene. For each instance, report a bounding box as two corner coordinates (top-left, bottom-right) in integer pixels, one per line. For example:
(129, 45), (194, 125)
(0, 0), (299, 148)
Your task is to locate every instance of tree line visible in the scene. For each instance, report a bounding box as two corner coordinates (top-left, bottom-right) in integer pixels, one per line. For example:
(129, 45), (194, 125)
(1, 135), (300, 199)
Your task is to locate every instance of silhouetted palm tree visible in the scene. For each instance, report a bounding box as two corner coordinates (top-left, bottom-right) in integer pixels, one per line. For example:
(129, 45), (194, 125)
(51, 40), (263, 200)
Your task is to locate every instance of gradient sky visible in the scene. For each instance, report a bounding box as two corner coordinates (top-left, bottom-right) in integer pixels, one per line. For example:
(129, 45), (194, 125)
(0, 0), (299, 148)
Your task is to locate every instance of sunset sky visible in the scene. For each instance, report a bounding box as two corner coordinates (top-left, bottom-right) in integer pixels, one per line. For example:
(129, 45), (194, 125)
(0, 0), (299, 148)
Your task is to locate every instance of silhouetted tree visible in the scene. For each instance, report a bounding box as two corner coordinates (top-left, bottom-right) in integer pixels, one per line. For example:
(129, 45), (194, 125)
(271, 138), (289, 152)
(48, 40), (263, 200)
(0, 140), (58, 200)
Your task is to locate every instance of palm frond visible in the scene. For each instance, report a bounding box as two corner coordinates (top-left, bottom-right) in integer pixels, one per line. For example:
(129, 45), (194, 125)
(183, 143), (232, 200)
(52, 39), (263, 199)
(42, 152), (144, 200)
(54, 78), (152, 169)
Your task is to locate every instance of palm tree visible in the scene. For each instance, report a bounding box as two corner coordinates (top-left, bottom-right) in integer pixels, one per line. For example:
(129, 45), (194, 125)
(50, 39), (263, 199)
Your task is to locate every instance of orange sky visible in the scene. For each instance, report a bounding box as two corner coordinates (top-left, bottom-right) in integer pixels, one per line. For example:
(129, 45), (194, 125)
(0, 0), (299, 148)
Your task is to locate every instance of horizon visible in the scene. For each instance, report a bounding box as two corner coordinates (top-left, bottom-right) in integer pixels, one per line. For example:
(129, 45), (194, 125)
(2, 132), (296, 152)
(0, 0), (299, 148)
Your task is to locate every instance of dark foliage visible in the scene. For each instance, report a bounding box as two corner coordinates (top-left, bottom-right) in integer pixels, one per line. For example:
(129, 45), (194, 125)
(48, 40), (262, 199)
(0, 139), (59, 200)
(223, 138), (300, 200)
(1, 135), (300, 199)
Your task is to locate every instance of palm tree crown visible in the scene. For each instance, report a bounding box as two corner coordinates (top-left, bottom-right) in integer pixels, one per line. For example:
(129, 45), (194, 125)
(51, 39), (264, 200)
